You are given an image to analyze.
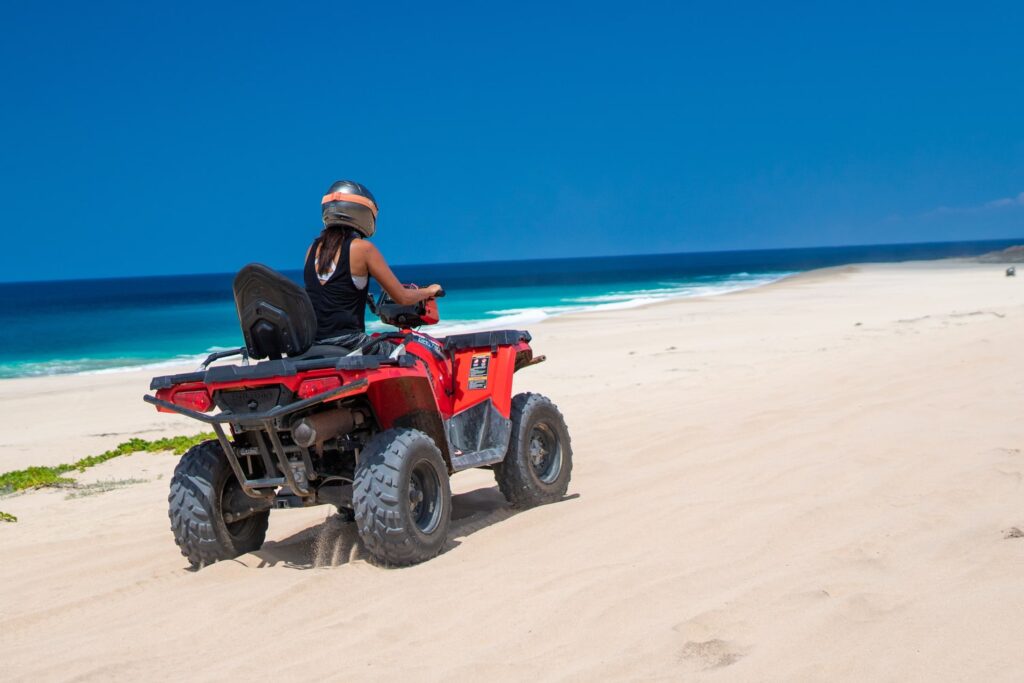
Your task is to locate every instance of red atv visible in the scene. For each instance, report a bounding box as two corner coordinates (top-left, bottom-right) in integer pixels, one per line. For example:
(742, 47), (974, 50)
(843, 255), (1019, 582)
(144, 264), (572, 567)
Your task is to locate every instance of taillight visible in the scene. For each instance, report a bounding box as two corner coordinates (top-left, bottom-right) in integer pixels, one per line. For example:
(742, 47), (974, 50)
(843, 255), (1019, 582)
(171, 389), (213, 412)
(297, 376), (341, 399)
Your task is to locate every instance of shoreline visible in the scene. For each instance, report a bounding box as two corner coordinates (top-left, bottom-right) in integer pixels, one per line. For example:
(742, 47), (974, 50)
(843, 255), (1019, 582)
(0, 258), (1012, 472)
(0, 270), (795, 381)
(4, 245), (1018, 382)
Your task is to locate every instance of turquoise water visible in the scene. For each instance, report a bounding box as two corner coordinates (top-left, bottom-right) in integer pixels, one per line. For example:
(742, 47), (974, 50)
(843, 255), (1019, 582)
(0, 240), (1017, 378)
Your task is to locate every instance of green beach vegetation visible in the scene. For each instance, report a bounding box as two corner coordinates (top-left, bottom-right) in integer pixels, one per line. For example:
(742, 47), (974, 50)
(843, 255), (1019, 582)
(0, 433), (215, 521)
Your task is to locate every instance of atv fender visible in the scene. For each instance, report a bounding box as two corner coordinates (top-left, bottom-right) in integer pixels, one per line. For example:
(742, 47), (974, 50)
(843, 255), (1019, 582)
(366, 374), (451, 469)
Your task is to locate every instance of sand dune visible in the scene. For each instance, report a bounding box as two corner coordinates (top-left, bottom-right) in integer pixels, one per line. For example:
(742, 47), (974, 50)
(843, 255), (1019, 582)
(1, 261), (1023, 681)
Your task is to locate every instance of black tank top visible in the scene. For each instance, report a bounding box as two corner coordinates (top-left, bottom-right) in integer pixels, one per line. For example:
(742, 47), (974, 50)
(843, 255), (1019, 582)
(303, 232), (369, 339)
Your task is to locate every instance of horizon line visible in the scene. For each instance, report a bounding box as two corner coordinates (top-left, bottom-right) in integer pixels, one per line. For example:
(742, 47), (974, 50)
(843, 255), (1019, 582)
(1, 236), (1021, 286)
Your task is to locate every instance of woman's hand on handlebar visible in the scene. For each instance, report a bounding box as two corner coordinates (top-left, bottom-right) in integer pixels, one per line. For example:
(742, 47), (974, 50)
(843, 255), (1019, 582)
(425, 284), (444, 298)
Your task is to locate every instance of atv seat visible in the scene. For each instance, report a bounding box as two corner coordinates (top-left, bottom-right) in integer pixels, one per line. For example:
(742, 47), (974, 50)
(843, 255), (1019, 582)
(233, 264), (317, 360)
(296, 344), (355, 360)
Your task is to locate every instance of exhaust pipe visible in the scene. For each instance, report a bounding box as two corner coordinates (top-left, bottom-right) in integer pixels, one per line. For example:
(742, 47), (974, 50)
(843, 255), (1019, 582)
(291, 408), (359, 450)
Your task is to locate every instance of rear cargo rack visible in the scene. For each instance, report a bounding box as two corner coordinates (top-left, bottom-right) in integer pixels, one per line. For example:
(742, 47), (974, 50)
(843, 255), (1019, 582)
(149, 353), (414, 390)
(198, 346), (248, 369)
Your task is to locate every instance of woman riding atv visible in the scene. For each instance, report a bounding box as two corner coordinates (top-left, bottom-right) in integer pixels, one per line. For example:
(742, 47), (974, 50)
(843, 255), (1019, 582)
(305, 180), (442, 352)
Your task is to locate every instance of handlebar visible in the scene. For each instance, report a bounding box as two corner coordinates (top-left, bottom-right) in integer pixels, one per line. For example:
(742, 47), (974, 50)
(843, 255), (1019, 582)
(433, 287), (446, 298)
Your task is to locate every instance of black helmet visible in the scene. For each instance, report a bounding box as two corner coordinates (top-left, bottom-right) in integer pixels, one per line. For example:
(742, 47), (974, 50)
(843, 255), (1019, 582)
(321, 180), (378, 237)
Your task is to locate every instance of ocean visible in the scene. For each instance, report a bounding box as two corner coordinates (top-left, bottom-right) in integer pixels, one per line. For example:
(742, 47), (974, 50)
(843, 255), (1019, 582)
(0, 239), (1017, 379)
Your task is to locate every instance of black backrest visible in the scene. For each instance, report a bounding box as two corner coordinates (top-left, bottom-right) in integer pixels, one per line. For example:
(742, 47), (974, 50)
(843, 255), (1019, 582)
(233, 264), (317, 360)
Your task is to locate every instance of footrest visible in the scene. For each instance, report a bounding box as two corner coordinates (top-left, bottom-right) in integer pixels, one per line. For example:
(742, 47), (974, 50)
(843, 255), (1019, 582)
(450, 447), (505, 471)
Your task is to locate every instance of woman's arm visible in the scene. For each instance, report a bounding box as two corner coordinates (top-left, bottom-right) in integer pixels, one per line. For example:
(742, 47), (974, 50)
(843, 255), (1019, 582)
(358, 241), (441, 305)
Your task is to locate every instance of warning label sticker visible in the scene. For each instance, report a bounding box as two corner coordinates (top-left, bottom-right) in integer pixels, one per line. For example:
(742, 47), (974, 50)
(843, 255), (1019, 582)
(468, 353), (490, 389)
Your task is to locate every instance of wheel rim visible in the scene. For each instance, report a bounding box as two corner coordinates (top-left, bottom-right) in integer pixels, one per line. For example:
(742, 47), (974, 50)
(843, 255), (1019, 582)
(528, 422), (562, 484)
(409, 460), (443, 534)
(221, 477), (258, 541)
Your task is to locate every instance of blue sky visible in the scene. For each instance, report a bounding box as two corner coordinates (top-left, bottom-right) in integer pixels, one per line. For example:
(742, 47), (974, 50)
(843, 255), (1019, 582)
(1, 1), (1022, 281)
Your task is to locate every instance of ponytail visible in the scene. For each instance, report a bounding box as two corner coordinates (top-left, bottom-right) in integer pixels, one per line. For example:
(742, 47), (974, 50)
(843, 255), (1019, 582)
(316, 226), (353, 277)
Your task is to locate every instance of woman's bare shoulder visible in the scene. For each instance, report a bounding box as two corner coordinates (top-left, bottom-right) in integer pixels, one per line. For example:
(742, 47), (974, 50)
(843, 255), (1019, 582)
(350, 238), (381, 262)
(350, 238), (377, 253)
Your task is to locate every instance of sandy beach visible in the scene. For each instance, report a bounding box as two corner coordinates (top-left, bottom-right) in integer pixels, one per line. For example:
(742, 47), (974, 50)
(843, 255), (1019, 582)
(1, 260), (1023, 681)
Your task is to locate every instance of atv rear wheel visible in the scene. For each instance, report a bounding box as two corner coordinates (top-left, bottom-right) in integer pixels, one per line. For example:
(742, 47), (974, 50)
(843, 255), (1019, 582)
(168, 440), (269, 568)
(353, 428), (451, 566)
(494, 393), (572, 508)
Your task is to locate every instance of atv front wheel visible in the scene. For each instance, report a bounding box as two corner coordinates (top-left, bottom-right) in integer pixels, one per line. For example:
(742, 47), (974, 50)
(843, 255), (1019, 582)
(168, 440), (269, 568)
(494, 393), (573, 507)
(353, 428), (451, 566)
